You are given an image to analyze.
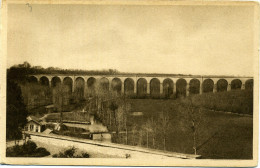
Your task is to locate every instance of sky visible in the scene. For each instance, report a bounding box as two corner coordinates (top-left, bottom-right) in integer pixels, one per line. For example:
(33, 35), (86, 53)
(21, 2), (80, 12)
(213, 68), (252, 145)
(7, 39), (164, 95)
(7, 4), (255, 76)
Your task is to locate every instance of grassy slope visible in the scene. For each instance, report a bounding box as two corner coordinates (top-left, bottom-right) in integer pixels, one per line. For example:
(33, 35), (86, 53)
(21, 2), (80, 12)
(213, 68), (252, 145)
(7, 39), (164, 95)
(128, 97), (253, 159)
(191, 90), (253, 115)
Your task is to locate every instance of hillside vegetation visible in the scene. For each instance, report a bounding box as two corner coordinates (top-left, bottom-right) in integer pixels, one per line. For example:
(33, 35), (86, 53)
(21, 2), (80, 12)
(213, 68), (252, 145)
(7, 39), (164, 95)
(190, 90), (253, 115)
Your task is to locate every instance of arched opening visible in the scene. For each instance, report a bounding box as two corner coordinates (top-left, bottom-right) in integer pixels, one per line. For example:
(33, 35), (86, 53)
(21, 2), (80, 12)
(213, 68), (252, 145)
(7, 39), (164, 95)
(112, 78), (122, 94)
(176, 79), (187, 98)
(202, 79), (214, 93)
(189, 79), (200, 95)
(63, 77), (73, 105)
(39, 76), (51, 105)
(40, 76), (49, 86)
(150, 78), (160, 98)
(63, 77), (73, 93)
(75, 77), (85, 100)
(231, 79), (242, 90)
(51, 77), (61, 88)
(87, 77), (96, 97)
(137, 78), (147, 98)
(124, 78), (134, 97)
(217, 79), (228, 92)
(245, 79), (253, 91)
(163, 78), (173, 98)
(99, 77), (109, 93)
(28, 76), (38, 83)
(51, 77), (63, 106)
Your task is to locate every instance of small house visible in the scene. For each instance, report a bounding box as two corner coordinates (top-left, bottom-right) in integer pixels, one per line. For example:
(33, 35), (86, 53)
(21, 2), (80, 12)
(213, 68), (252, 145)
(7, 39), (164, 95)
(24, 116), (44, 133)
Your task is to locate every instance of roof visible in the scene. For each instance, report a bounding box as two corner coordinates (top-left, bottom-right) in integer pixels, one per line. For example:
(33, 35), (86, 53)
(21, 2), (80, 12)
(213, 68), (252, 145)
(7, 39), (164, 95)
(28, 120), (42, 125)
(130, 112), (144, 116)
(45, 104), (54, 108)
(27, 116), (42, 125)
(42, 128), (53, 134)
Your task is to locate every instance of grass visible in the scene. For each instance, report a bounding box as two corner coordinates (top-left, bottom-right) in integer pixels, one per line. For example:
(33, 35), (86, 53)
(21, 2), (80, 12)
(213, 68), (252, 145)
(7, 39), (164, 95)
(125, 98), (253, 159)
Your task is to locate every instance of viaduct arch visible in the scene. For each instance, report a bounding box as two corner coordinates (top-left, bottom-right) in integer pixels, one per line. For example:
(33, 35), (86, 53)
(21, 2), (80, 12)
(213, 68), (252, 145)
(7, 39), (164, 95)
(163, 78), (174, 98)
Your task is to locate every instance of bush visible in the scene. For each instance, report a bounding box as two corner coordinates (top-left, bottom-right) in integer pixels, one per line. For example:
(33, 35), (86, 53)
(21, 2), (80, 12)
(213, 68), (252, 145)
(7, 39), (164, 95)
(52, 146), (90, 158)
(81, 152), (90, 158)
(34, 147), (51, 157)
(6, 140), (50, 157)
(64, 146), (77, 157)
(6, 145), (23, 157)
(22, 141), (37, 154)
(52, 154), (58, 158)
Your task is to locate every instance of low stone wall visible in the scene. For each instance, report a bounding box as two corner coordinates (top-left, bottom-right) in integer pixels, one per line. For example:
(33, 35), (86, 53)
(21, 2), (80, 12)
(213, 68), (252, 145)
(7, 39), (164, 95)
(25, 132), (201, 159)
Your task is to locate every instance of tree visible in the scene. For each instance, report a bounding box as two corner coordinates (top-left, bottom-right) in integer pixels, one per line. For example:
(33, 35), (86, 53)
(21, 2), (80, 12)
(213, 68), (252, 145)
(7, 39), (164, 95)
(6, 80), (28, 141)
(109, 100), (119, 137)
(131, 123), (138, 146)
(117, 95), (131, 144)
(142, 120), (152, 148)
(159, 104), (171, 151)
(179, 97), (202, 155)
(143, 116), (157, 148)
(52, 84), (70, 123)
(21, 83), (52, 110)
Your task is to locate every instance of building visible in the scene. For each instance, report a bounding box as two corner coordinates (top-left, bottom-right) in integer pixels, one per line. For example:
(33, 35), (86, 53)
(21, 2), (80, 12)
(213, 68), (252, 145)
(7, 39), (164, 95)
(24, 116), (45, 133)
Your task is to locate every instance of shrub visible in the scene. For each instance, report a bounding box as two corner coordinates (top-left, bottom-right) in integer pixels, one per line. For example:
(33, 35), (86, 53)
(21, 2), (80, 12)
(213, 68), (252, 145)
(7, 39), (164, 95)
(6, 141), (50, 157)
(34, 147), (51, 157)
(22, 141), (37, 154)
(52, 154), (58, 158)
(6, 145), (23, 157)
(80, 152), (90, 158)
(64, 146), (77, 157)
(52, 146), (90, 158)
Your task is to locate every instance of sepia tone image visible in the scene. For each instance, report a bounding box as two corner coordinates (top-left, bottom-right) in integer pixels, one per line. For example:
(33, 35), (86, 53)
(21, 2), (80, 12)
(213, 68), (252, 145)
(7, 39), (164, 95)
(0, 0), (259, 166)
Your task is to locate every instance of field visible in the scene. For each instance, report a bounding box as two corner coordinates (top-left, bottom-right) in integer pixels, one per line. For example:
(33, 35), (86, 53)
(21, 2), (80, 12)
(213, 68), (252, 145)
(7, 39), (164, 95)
(126, 98), (253, 159)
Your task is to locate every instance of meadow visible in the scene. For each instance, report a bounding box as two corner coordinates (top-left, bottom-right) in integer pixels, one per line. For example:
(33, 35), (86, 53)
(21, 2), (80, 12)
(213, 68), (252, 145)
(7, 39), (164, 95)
(126, 98), (252, 159)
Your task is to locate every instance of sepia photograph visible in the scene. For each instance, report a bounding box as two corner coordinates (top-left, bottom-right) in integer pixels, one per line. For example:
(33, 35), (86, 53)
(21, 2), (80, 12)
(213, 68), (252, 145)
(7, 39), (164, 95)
(0, 0), (259, 166)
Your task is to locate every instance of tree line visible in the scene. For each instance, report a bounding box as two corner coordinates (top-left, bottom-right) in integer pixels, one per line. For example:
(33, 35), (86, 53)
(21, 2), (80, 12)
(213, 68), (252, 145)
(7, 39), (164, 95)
(9, 61), (192, 76)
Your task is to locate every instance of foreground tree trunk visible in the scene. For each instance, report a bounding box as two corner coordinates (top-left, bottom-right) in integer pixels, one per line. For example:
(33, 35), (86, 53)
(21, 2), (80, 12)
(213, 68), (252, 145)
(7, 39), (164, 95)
(146, 131), (149, 148)
(125, 127), (128, 145)
(193, 121), (197, 155)
(163, 135), (166, 151)
(152, 134), (155, 148)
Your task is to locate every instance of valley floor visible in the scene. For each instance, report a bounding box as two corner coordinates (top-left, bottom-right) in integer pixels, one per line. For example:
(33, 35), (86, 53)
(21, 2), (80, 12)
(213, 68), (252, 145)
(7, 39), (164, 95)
(125, 99), (253, 159)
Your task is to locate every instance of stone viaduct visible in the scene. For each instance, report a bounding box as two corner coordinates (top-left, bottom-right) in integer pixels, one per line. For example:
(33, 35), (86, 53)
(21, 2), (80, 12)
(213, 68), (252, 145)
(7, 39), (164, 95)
(28, 74), (253, 98)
